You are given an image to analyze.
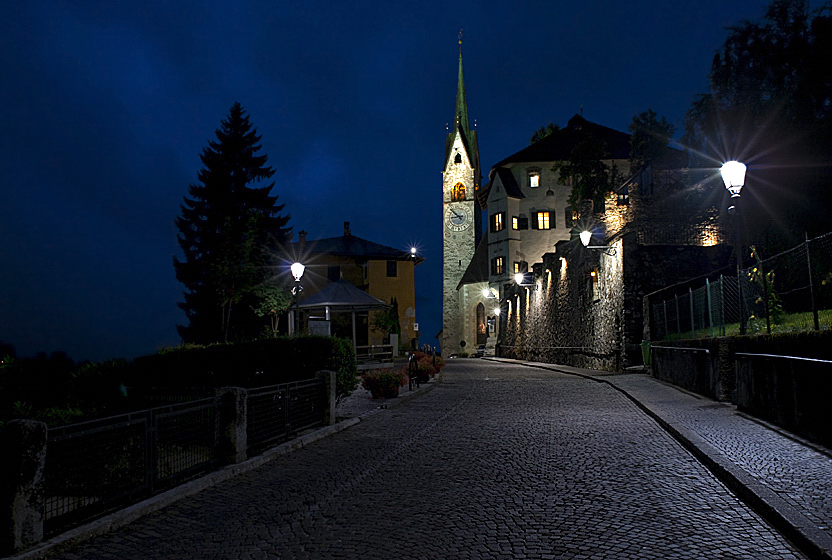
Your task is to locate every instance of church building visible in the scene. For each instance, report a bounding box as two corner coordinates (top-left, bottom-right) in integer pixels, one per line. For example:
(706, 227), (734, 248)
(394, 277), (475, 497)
(441, 42), (632, 356)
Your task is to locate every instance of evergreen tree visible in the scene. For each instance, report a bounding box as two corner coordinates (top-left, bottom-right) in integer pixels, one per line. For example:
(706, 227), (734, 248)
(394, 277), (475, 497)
(554, 133), (621, 211)
(174, 103), (291, 344)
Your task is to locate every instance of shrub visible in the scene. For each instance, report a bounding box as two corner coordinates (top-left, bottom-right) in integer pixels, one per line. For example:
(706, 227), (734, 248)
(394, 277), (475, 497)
(361, 368), (407, 399)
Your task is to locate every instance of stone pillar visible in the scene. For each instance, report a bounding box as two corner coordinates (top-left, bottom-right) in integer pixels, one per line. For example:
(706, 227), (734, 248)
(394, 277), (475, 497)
(0, 420), (47, 555)
(216, 387), (248, 464)
(316, 370), (337, 425)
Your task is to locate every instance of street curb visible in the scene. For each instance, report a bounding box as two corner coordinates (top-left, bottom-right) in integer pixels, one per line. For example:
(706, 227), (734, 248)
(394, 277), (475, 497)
(489, 358), (832, 560)
(8, 418), (361, 560)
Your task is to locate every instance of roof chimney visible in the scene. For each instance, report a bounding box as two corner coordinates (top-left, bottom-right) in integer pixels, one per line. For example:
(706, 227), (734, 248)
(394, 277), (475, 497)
(344, 221), (351, 237)
(298, 230), (307, 248)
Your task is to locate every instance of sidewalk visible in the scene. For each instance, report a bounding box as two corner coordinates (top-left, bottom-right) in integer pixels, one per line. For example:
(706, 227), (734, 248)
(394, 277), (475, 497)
(491, 358), (832, 560)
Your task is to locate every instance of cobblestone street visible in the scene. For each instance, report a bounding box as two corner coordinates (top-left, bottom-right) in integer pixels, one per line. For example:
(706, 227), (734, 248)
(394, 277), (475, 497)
(48, 360), (806, 559)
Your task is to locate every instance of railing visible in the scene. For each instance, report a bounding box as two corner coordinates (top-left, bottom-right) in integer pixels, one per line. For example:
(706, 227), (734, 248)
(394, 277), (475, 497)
(354, 344), (394, 361)
(246, 379), (327, 455)
(41, 377), (327, 538)
(648, 231), (832, 340)
(44, 398), (219, 536)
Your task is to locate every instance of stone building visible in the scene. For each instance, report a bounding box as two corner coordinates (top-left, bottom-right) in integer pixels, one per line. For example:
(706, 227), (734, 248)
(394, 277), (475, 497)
(500, 166), (733, 370)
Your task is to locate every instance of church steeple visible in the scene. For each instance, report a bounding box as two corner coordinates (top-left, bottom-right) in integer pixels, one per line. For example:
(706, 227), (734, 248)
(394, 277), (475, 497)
(446, 30), (479, 176)
(454, 32), (471, 136)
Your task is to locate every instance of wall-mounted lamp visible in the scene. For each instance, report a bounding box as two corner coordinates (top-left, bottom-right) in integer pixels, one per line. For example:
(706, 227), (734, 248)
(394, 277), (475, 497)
(580, 230), (616, 256)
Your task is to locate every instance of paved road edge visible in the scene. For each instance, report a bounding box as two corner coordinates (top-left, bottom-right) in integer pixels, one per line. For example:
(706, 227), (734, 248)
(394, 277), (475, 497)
(488, 357), (832, 560)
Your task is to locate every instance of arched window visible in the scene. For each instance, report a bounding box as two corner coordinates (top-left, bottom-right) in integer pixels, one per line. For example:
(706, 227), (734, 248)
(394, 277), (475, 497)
(476, 302), (487, 345)
(452, 182), (466, 202)
(454, 153), (462, 164)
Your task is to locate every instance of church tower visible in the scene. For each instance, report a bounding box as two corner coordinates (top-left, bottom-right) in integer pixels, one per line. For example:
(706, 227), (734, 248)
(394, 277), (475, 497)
(442, 35), (481, 356)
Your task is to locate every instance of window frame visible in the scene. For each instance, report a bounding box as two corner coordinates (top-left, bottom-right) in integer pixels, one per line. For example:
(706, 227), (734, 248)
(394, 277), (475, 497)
(490, 212), (505, 233)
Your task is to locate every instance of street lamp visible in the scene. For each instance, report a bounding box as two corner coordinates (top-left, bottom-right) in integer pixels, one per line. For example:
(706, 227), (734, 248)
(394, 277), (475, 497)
(580, 230), (616, 255)
(721, 161), (747, 335)
(482, 287), (498, 299)
(290, 262), (305, 335)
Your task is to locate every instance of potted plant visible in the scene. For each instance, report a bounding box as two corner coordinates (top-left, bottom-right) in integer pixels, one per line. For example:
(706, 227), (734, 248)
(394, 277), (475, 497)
(361, 368), (407, 399)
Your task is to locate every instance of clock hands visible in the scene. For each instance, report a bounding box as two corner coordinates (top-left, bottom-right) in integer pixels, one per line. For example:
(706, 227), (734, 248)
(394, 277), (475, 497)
(451, 208), (463, 219)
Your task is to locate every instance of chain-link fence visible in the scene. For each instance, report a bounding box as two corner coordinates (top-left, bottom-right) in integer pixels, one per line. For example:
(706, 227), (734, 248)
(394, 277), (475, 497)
(649, 231), (832, 340)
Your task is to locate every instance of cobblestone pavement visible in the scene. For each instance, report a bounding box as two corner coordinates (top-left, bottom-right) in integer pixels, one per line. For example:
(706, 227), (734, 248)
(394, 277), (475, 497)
(48, 360), (806, 559)
(606, 372), (832, 543)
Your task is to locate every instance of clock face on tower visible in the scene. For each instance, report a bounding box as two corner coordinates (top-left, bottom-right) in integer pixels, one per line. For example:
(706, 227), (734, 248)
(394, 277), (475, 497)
(445, 204), (472, 232)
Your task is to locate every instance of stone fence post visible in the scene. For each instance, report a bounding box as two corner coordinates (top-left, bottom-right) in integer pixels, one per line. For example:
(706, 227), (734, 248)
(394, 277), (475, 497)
(215, 387), (248, 464)
(0, 419), (47, 555)
(316, 370), (337, 425)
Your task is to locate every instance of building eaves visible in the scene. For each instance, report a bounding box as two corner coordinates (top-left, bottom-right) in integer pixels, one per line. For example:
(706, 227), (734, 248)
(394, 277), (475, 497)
(457, 232), (490, 288)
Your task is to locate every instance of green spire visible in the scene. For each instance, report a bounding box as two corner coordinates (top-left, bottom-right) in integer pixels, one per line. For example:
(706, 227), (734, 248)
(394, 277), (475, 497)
(454, 34), (471, 136)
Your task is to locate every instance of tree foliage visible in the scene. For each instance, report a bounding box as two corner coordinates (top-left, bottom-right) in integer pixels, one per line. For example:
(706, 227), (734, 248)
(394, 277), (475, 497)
(554, 133), (622, 210)
(529, 122), (560, 144)
(174, 103), (291, 344)
(682, 0), (832, 249)
(370, 298), (401, 335)
(629, 109), (676, 170)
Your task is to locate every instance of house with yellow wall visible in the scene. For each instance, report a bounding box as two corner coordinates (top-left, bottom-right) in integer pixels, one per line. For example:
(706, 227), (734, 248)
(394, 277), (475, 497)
(289, 222), (423, 350)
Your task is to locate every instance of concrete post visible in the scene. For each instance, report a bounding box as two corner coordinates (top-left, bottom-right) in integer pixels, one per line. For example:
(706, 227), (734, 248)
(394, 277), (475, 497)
(0, 420), (47, 555)
(215, 387), (248, 464)
(316, 370), (337, 425)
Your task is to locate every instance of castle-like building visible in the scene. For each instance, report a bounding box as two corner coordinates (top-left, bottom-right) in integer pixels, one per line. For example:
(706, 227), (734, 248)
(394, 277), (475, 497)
(442, 44), (729, 364)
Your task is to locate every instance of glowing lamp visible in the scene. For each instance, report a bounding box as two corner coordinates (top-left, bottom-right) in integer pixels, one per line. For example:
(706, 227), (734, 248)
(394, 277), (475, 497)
(580, 230), (593, 247)
(720, 161), (746, 198)
(290, 262), (305, 282)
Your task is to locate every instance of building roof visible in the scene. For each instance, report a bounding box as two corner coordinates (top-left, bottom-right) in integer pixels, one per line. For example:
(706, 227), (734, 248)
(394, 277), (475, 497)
(492, 167), (525, 199)
(297, 279), (390, 312)
(292, 225), (424, 264)
(457, 232), (490, 288)
(494, 114), (631, 168)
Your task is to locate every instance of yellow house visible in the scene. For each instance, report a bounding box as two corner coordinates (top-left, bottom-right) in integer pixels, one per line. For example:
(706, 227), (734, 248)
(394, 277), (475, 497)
(289, 222), (423, 350)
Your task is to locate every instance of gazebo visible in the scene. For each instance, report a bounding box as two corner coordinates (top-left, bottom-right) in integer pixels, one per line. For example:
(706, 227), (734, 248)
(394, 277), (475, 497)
(295, 280), (391, 354)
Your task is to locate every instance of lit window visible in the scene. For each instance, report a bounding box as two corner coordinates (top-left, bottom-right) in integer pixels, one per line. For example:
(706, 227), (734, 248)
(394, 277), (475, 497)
(589, 269), (600, 301)
(452, 182), (466, 202)
(491, 256), (505, 275)
(490, 212), (505, 232)
(528, 168), (541, 188)
(512, 216), (519, 230)
(513, 261), (528, 274)
(533, 211), (551, 230)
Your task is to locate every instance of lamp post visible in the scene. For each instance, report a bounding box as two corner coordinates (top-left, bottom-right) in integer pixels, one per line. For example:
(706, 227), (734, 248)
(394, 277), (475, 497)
(290, 262), (305, 335)
(720, 161), (747, 335)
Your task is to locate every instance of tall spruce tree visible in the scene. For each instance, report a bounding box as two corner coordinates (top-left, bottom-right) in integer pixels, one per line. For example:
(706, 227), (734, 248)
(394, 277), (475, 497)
(174, 103), (291, 344)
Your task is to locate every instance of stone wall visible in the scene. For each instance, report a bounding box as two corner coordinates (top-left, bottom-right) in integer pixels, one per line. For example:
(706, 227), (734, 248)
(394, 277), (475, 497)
(500, 231), (733, 371)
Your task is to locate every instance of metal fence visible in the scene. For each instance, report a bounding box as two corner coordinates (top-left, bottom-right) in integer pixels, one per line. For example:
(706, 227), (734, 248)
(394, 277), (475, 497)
(43, 377), (327, 537)
(44, 398), (219, 536)
(247, 379), (327, 455)
(649, 231), (832, 340)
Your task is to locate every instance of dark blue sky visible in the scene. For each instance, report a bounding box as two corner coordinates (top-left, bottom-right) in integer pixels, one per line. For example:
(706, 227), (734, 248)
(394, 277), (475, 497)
(1, 0), (771, 361)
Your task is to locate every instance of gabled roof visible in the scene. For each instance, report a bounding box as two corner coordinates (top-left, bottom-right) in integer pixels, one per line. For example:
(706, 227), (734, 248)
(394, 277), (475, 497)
(293, 234), (424, 264)
(458, 232), (490, 288)
(494, 114), (631, 167)
(490, 167), (524, 200)
(297, 280), (390, 311)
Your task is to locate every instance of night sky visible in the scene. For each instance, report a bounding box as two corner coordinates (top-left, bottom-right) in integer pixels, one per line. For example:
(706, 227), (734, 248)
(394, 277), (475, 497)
(1, 0), (772, 362)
